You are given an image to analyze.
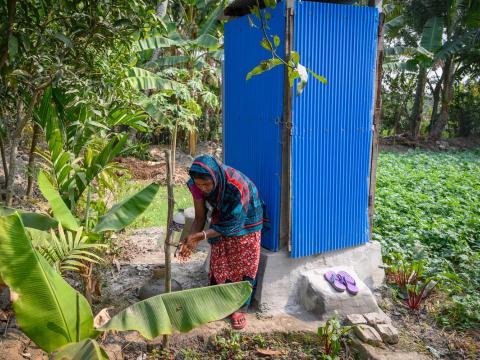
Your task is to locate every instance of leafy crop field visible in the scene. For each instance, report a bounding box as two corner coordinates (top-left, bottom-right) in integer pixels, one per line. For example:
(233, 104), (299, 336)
(374, 150), (480, 329)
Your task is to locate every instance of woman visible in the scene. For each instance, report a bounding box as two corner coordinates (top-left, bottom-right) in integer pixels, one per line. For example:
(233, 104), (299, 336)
(178, 155), (268, 330)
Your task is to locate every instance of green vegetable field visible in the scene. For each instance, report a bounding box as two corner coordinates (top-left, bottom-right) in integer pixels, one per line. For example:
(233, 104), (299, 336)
(374, 150), (480, 328)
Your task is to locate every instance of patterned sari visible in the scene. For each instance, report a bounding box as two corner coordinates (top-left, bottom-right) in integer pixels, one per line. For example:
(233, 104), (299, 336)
(187, 155), (269, 292)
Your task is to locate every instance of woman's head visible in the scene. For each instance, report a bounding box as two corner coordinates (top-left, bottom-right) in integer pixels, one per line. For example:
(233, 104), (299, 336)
(189, 155), (221, 195)
(190, 171), (215, 194)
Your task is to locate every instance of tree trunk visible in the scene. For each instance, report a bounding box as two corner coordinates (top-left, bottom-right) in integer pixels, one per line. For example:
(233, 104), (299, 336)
(429, 75), (443, 133)
(0, 0), (17, 72)
(409, 66), (427, 140)
(189, 129), (197, 157)
(0, 137), (8, 189)
(26, 122), (40, 198)
(5, 137), (19, 206)
(6, 92), (41, 205)
(429, 59), (455, 141)
(393, 108), (401, 144)
(150, 1), (169, 63)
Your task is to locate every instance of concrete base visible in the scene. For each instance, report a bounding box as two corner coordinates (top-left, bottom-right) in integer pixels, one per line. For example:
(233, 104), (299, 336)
(254, 241), (385, 315)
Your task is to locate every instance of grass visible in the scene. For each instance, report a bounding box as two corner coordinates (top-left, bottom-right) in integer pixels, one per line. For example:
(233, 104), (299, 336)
(374, 149), (480, 329)
(116, 181), (192, 229)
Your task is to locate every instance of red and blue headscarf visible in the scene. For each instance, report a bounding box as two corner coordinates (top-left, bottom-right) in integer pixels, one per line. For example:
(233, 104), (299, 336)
(187, 155), (268, 242)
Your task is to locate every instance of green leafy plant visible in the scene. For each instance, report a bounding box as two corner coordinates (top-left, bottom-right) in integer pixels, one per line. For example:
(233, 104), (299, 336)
(34, 170), (160, 237)
(375, 151), (480, 328)
(317, 318), (351, 359)
(384, 252), (438, 310)
(0, 213), (252, 359)
(214, 330), (244, 360)
(246, 0), (327, 95)
(35, 87), (145, 212)
(37, 225), (106, 274)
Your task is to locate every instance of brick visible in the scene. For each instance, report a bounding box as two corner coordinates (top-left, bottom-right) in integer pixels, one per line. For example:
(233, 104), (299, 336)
(353, 324), (383, 347)
(364, 311), (391, 325)
(375, 323), (399, 345)
(346, 314), (367, 325)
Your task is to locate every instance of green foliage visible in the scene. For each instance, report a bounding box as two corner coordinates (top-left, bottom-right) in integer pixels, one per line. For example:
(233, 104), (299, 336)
(100, 283), (252, 336)
(213, 330), (244, 360)
(93, 183), (160, 232)
(384, 253), (438, 310)
(420, 17), (444, 53)
(0, 206), (58, 231)
(0, 213), (251, 358)
(38, 225), (106, 274)
(0, 214), (95, 353)
(317, 318), (351, 359)
(245, 5), (326, 95)
(53, 339), (109, 360)
(36, 170), (159, 236)
(115, 182), (192, 230)
(450, 81), (480, 137)
(38, 171), (80, 231)
(374, 151), (480, 328)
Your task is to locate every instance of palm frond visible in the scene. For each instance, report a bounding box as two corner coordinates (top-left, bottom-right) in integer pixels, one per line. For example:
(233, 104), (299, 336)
(38, 225), (106, 274)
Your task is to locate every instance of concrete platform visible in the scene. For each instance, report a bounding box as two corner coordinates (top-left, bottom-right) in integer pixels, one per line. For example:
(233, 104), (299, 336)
(254, 241), (385, 315)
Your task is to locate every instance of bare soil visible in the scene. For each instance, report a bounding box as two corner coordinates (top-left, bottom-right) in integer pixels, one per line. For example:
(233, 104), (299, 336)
(116, 141), (222, 185)
(380, 136), (480, 152)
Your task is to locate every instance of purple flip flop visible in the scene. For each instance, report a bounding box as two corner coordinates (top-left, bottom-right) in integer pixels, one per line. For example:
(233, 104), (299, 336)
(324, 271), (346, 292)
(338, 271), (359, 295)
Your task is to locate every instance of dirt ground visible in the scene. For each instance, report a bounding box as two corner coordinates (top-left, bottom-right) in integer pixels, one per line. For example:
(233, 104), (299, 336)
(379, 136), (480, 152)
(116, 141), (222, 185)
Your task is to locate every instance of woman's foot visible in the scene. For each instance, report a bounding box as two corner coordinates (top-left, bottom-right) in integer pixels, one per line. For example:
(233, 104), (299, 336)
(231, 312), (247, 330)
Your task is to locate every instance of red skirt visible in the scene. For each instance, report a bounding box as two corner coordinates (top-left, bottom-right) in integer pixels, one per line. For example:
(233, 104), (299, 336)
(209, 231), (261, 284)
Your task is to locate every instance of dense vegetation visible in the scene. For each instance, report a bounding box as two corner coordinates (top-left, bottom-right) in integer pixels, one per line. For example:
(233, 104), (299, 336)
(382, 0), (480, 139)
(374, 150), (480, 328)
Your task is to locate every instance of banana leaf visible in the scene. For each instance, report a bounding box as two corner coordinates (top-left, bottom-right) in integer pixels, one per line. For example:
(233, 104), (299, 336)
(0, 206), (58, 231)
(53, 339), (109, 360)
(420, 17), (444, 53)
(38, 171), (80, 231)
(0, 214), (95, 352)
(99, 282), (252, 338)
(94, 183), (160, 233)
(126, 67), (177, 91)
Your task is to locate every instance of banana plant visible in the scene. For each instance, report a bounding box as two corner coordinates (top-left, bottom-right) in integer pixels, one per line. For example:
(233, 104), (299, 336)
(35, 87), (148, 210)
(0, 213), (251, 359)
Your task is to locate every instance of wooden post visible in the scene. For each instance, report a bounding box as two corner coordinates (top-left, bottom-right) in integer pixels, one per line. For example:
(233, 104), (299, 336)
(171, 121), (177, 177)
(368, 0), (384, 240)
(279, 0), (294, 251)
(162, 149), (174, 348)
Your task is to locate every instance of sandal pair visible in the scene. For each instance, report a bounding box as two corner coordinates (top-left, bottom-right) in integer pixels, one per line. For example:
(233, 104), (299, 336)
(324, 270), (359, 295)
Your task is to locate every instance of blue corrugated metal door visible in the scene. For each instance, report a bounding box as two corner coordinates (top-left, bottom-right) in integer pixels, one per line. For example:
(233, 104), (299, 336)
(291, 2), (379, 257)
(223, 4), (285, 251)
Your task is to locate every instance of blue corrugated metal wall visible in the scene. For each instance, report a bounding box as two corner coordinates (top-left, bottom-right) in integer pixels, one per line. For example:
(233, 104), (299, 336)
(223, 4), (285, 251)
(291, 2), (378, 257)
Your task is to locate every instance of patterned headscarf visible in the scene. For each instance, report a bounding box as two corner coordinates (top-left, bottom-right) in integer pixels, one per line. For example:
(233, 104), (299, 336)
(187, 155), (267, 238)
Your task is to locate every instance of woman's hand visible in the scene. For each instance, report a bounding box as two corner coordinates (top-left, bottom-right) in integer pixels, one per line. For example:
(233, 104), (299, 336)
(178, 232), (204, 261)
